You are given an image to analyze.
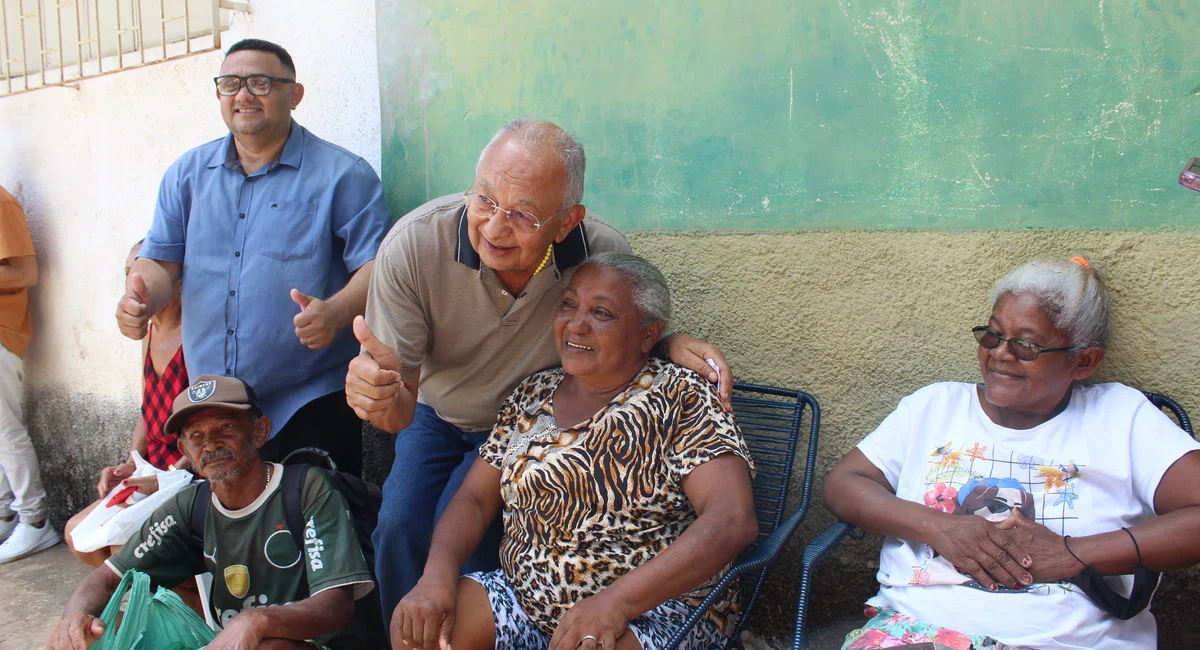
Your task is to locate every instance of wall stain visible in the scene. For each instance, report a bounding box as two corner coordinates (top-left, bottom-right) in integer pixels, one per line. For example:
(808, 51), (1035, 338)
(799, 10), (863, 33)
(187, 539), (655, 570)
(377, 0), (1200, 230)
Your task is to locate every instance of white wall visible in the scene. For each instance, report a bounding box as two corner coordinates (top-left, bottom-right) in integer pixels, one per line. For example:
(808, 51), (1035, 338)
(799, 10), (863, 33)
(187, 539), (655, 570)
(0, 0), (381, 403)
(0, 0), (381, 519)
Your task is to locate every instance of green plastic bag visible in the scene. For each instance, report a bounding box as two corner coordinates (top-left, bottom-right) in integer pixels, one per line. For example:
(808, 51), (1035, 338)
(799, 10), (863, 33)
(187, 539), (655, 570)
(90, 570), (216, 650)
(142, 585), (217, 650)
(91, 571), (150, 650)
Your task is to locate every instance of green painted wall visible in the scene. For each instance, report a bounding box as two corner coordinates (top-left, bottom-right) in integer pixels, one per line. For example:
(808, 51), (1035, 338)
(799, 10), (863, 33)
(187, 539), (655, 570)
(377, 0), (1200, 231)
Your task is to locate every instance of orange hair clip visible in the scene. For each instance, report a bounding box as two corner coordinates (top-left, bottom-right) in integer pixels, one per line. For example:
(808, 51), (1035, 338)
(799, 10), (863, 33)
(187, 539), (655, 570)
(1070, 256), (1090, 269)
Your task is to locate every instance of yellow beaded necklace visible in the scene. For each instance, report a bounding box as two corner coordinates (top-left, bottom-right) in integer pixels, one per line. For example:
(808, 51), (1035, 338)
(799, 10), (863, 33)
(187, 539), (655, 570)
(532, 246), (553, 275)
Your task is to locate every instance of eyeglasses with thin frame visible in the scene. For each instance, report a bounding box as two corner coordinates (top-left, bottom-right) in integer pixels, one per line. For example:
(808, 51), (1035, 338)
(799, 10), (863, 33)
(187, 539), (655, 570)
(463, 190), (567, 235)
(972, 326), (1073, 362)
(214, 74), (295, 97)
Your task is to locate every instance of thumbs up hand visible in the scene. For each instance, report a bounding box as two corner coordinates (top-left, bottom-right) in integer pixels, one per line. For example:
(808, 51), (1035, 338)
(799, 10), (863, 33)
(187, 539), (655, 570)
(346, 316), (415, 433)
(115, 271), (152, 340)
(291, 288), (336, 350)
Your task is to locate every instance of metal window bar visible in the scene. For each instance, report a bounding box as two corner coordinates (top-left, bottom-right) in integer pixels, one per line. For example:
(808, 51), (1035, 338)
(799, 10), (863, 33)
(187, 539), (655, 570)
(1, 2), (10, 93)
(0, 0), (246, 96)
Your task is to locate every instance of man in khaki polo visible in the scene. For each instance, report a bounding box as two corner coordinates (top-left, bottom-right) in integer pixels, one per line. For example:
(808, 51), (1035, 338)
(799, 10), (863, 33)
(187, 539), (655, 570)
(344, 120), (733, 629)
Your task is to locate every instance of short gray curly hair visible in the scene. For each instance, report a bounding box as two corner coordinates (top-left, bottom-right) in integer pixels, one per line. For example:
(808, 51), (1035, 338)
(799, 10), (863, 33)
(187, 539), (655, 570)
(990, 258), (1112, 349)
(579, 252), (671, 328)
(477, 119), (586, 210)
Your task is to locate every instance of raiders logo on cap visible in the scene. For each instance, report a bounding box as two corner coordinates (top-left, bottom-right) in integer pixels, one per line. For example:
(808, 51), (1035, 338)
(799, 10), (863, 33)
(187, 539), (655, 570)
(188, 380), (218, 403)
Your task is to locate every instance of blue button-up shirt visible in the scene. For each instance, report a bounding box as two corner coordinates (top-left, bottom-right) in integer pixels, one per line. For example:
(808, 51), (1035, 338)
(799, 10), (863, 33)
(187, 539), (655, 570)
(141, 121), (390, 433)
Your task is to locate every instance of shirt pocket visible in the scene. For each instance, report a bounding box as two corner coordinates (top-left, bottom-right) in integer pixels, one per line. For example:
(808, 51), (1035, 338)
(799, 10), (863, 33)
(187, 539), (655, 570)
(257, 201), (318, 261)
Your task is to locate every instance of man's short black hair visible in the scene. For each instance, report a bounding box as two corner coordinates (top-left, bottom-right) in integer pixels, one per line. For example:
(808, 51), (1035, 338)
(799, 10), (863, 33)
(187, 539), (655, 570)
(225, 38), (296, 77)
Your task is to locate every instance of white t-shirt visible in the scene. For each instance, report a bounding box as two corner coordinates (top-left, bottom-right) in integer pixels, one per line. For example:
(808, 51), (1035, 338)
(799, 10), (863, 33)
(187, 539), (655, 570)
(856, 381), (1199, 650)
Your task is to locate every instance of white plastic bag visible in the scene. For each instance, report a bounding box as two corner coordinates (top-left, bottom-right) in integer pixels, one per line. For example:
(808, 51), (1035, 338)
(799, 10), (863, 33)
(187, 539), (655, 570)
(70, 451), (194, 553)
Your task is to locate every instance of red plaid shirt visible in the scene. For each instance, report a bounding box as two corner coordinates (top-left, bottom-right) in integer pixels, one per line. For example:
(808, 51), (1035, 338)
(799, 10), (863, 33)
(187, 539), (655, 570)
(142, 326), (188, 469)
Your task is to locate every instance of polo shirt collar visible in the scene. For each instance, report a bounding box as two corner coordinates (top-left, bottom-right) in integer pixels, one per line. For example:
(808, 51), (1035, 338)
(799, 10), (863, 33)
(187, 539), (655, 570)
(454, 205), (591, 272)
(206, 119), (305, 171)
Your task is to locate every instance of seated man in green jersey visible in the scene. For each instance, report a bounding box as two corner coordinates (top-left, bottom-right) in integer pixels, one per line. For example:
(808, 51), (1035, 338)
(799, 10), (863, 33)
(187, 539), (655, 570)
(46, 375), (375, 650)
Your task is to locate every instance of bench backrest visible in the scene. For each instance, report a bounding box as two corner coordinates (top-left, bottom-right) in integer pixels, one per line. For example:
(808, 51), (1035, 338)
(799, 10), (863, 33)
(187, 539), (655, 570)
(730, 381), (821, 634)
(1143, 391), (1193, 438)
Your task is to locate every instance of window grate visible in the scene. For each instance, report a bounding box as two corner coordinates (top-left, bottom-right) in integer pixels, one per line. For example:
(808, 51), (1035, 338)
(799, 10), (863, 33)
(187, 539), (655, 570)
(1, 0), (247, 96)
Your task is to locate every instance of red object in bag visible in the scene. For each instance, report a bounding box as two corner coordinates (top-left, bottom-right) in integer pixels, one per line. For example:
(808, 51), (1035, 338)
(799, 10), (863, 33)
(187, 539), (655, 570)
(106, 484), (139, 508)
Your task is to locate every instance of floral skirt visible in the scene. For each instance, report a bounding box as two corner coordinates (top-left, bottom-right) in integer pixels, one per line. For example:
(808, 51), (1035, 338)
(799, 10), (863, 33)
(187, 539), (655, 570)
(466, 569), (726, 650)
(841, 606), (1019, 650)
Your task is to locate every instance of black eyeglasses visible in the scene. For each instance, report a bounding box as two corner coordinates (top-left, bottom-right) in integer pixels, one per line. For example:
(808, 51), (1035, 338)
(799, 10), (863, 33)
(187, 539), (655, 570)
(972, 326), (1073, 362)
(213, 74), (295, 97)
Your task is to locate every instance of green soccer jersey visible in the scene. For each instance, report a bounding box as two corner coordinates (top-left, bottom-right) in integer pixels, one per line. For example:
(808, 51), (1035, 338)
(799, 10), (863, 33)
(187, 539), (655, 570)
(107, 463), (374, 643)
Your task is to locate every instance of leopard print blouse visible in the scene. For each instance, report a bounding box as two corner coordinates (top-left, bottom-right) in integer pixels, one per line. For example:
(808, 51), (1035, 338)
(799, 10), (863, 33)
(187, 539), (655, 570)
(479, 357), (755, 636)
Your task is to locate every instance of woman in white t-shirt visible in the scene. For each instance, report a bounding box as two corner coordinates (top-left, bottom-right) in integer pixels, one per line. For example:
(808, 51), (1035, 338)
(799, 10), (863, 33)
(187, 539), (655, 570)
(824, 257), (1200, 650)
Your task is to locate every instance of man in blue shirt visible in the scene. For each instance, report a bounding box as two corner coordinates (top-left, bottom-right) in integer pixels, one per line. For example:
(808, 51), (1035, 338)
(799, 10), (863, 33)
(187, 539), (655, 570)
(115, 39), (390, 476)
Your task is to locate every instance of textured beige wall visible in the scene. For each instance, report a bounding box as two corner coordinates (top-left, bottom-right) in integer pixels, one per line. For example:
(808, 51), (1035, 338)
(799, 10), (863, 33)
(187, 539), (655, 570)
(627, 230), (1200, 643)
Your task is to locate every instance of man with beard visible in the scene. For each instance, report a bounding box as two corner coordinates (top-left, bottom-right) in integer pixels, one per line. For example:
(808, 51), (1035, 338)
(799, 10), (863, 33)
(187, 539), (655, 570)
(46, 375), (376, 650)
(115, 38), (390, 477)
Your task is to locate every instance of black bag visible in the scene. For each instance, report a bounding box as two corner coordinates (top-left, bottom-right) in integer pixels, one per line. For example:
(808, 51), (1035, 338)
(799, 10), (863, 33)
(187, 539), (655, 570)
(188, 463), (387, 649)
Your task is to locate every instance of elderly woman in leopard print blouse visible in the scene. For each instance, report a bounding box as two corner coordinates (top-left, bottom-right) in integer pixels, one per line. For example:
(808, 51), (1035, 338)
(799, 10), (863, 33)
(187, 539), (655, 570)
(394, 252), (758, 650)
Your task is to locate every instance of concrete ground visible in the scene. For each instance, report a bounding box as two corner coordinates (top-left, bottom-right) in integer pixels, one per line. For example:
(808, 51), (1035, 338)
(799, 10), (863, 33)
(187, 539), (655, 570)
(0, 543), (856, 650)
(0, 542), (91, 649)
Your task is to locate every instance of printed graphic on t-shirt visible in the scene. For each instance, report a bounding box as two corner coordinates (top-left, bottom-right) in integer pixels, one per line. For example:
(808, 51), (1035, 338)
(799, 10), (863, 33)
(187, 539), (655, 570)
(914, 441), (1082, 593)
(110, 467), (373, 636)
(224, 564), (250, 599)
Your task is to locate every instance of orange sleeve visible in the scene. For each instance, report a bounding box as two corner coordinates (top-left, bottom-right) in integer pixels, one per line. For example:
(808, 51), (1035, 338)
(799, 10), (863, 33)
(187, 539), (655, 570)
(0, 191), (35, 262)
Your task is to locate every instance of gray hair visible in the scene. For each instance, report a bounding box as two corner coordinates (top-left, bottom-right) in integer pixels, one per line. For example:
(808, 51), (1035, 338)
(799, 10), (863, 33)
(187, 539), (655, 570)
(990, 258), (1112, 349)
(476, 119), (586, 210)
(580, 252), (671, 328)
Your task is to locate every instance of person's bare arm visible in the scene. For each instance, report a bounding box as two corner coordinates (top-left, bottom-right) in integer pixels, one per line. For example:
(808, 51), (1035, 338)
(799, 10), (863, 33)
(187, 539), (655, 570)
(0, 255), (37, 290)
(824, 448), (1034, 591)
(115, 258), (180, 340)
(98, 337), (155, 496)
(1001, 450), (1200, 581)
(130, 416), (148, 460)
(327, 260), (373, 331)
(205, 585), (356, 649)
(549, 454), (758, 650)
(131, 341), (149, 456)
(45, 566), (123, 649)
(395, 459), (503, 650)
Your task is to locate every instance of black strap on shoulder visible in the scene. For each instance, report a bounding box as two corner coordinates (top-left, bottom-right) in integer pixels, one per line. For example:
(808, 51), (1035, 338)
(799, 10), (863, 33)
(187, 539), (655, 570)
(281, 463), (310, 547)
(281, 463), (312, 593)
(189, 480), (212, 549)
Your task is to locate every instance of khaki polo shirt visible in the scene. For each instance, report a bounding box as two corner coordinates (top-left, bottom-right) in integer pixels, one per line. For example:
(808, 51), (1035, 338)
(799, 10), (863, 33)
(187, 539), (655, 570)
(365, 194), (632, 432)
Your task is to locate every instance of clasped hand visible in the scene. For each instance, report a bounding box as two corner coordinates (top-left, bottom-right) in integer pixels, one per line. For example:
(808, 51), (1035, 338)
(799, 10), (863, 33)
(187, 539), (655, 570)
(931, 511), (1081, 590)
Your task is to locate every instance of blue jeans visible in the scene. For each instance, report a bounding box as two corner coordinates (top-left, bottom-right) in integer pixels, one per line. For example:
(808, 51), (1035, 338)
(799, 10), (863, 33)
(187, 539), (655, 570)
(372, 403), (503, 627)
